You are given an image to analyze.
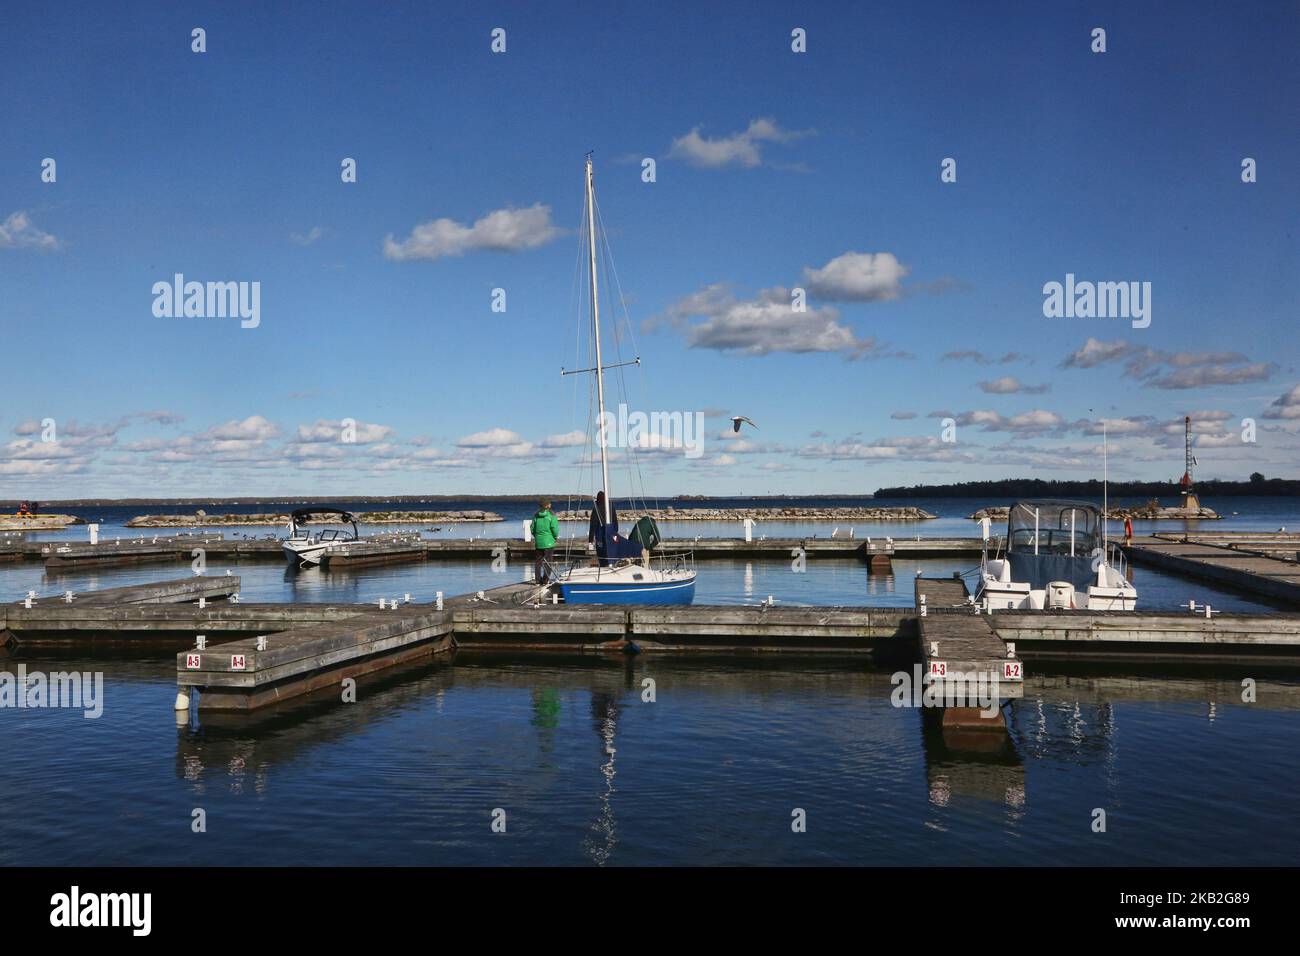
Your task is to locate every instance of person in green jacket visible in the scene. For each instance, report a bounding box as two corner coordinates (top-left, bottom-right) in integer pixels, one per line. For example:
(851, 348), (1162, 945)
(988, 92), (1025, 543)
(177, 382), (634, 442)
(531, 499), (560, 585)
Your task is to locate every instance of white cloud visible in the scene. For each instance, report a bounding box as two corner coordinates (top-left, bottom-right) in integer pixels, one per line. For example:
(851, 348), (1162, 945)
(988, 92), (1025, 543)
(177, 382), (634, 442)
(1149, 363), (1274, 389)
(1264, 384), (1300, 420)
(656, 284), (904, 359)
(802, 252), (907, 302)
(295, 419), (393, 444)
(200, 415), (279, 441)
(1062, 337), (1135, 369)
(290, 226), (326, 245)
(540, 430), (587, 448)
(977, 376), (1049, 395)
(0, 211), (59, 251)
(1062, 337), (1274, 389)
(667, 118), (808, 169)
(384, 204), (560, 261)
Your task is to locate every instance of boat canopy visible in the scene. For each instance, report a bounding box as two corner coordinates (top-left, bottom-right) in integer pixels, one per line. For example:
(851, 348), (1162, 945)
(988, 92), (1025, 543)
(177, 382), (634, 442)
(288, 507), (358, 533)
(1007, 500), (1101, 555)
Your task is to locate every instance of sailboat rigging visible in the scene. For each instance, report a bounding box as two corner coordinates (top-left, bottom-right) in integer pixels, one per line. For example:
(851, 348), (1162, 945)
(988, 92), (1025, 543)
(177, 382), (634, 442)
(550, 155), (697, 605)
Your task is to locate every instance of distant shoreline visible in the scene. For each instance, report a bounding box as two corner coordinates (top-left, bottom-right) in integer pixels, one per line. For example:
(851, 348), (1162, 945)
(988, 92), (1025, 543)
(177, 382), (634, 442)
(4, 482), (1297, 509)
(2, 494), (877, 508)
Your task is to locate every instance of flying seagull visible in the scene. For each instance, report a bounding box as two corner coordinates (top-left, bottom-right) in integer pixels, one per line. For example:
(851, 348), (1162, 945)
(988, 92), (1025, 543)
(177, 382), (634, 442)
(731, 416), (757, 433)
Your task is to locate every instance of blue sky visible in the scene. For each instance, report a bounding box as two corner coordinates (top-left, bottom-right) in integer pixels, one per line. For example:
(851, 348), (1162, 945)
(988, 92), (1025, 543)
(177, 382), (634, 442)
(2, 0), (1297, 497)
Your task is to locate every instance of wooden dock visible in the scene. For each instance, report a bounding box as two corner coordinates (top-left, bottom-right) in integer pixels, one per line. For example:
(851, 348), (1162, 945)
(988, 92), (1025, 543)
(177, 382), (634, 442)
(1126, 534), (1300, 605)
(991, 608), (1300, 665)
(41, 533), (226, 569)
(3, 534), (987, 568)
(13, 575), (240, 607)
(914, 577), (1024, 711)
(180, 606), (456, 711)
(6, 556), (1300, 713)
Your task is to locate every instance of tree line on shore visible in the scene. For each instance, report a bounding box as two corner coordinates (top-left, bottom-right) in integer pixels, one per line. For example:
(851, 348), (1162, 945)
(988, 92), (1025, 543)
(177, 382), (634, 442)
(875, 475), (1298, 498)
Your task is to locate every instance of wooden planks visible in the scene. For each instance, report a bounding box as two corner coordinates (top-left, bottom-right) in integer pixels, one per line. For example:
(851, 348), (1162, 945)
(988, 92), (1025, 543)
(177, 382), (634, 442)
(7, 534), (989, 565)
(1127, 537), (1300, 605)
(915, 577), (1023, 699)
(991, 609), (1300, 664)
(12, 575), (240, 608)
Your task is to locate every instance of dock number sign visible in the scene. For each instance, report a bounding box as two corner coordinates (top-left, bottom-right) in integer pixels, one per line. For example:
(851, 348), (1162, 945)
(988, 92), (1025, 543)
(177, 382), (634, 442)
(1003, 661), (1023, 681)
(185, 653), (201, 670)
(928, 660), (947, 678)
(230, 654), (247, 671)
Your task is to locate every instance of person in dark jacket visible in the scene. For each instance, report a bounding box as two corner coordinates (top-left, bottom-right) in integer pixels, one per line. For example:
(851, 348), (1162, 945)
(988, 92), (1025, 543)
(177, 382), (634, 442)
(588, 491), (620, 564)
(587, 491), (618, 545)
(531, 499), (559, 585)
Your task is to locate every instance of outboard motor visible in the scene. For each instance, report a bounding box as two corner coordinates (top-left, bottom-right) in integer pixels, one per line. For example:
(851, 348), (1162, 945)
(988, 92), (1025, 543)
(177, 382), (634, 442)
(1046, 580), (1075, 610)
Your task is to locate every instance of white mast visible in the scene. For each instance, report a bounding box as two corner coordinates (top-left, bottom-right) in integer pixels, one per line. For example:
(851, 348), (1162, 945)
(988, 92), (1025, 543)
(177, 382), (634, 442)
(586, 154), (612, 525)
(1102, 419), (1109, 556)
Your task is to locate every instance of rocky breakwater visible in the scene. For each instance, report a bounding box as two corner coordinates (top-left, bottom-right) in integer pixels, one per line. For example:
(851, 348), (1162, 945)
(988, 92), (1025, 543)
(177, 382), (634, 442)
(969, 502), (1220, 521)
(0, 514), (84, 530)
(553, 506), (936, 521)
(126, 510), (504, 527)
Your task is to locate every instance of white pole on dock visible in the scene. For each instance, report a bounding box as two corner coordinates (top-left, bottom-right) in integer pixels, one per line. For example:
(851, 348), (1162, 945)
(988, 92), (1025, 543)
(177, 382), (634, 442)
(744, 518), (754, 542)
(88, 523), (98, 545)
(522, 519), (533, 543)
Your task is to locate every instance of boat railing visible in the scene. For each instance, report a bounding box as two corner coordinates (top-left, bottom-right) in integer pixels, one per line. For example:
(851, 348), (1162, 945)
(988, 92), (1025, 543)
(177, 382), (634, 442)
(551, 544), (695, 579)
(1104, 541), (1129, 581)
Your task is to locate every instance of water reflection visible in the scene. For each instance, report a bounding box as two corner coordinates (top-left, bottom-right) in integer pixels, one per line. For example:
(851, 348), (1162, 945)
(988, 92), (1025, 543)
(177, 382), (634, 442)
(584, 691), (621, 865)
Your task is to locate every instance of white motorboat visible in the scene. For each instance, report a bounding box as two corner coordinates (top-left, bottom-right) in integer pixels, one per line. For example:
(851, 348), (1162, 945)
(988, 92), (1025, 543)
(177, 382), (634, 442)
(976, 499), (1136, 611)
(281, 507), (359, 566)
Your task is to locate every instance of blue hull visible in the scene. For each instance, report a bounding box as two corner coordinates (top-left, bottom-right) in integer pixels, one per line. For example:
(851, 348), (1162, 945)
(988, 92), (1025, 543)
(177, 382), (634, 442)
(558, 577), (696, 605)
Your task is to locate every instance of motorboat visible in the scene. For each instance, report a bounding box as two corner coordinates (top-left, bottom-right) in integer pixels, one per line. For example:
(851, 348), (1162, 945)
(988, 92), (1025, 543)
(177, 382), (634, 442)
(976, 499), (1136, 611)
(281, 507), (359, 566)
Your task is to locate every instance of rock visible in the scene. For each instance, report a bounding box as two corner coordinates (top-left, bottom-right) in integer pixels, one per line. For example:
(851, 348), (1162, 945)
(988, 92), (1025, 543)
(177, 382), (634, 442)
(551, 506), (936, 522)
(126, 510), (505, 527)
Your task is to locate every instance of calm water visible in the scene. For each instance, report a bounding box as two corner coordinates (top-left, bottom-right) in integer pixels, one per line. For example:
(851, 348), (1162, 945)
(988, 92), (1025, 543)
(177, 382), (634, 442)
(0, 555), (1284, 612)
(2, 495), (1297, 866)
(1, 655), (1297, 866)
(12, 494), (1300, 543)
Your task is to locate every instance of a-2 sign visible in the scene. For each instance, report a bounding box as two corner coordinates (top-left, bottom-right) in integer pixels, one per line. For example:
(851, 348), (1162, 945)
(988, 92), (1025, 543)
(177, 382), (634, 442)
(1003, 661), (1023, 681)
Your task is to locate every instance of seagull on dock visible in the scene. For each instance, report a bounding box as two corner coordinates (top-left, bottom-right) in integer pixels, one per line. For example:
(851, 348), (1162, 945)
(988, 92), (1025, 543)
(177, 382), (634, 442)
(731, 416), (757, 433)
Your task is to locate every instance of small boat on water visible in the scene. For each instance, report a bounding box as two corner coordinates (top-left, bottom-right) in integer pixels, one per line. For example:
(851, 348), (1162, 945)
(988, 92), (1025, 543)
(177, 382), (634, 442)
(551, 155), (697, 606)
(281, 507), (359, 567)
(976, 499), (1136, 611)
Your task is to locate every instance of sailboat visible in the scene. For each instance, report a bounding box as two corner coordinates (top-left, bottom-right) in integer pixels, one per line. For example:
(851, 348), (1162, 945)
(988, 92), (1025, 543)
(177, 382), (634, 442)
(552, 156), (697, 605)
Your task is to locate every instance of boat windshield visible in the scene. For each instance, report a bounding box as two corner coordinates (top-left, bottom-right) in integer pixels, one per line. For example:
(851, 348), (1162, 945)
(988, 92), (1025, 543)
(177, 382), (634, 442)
(1007, 501), (1101, 555)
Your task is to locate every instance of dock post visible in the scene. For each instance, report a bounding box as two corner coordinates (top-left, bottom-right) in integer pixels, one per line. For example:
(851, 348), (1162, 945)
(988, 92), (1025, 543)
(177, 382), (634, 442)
(88, 523), (99, 545)
(743, 518), (754, 543)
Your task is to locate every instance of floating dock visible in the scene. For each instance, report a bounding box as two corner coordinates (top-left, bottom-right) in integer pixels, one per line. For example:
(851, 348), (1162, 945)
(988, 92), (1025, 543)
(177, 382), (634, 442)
(2, 534), (986, 569)
(1126, 534), (1300, 605)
